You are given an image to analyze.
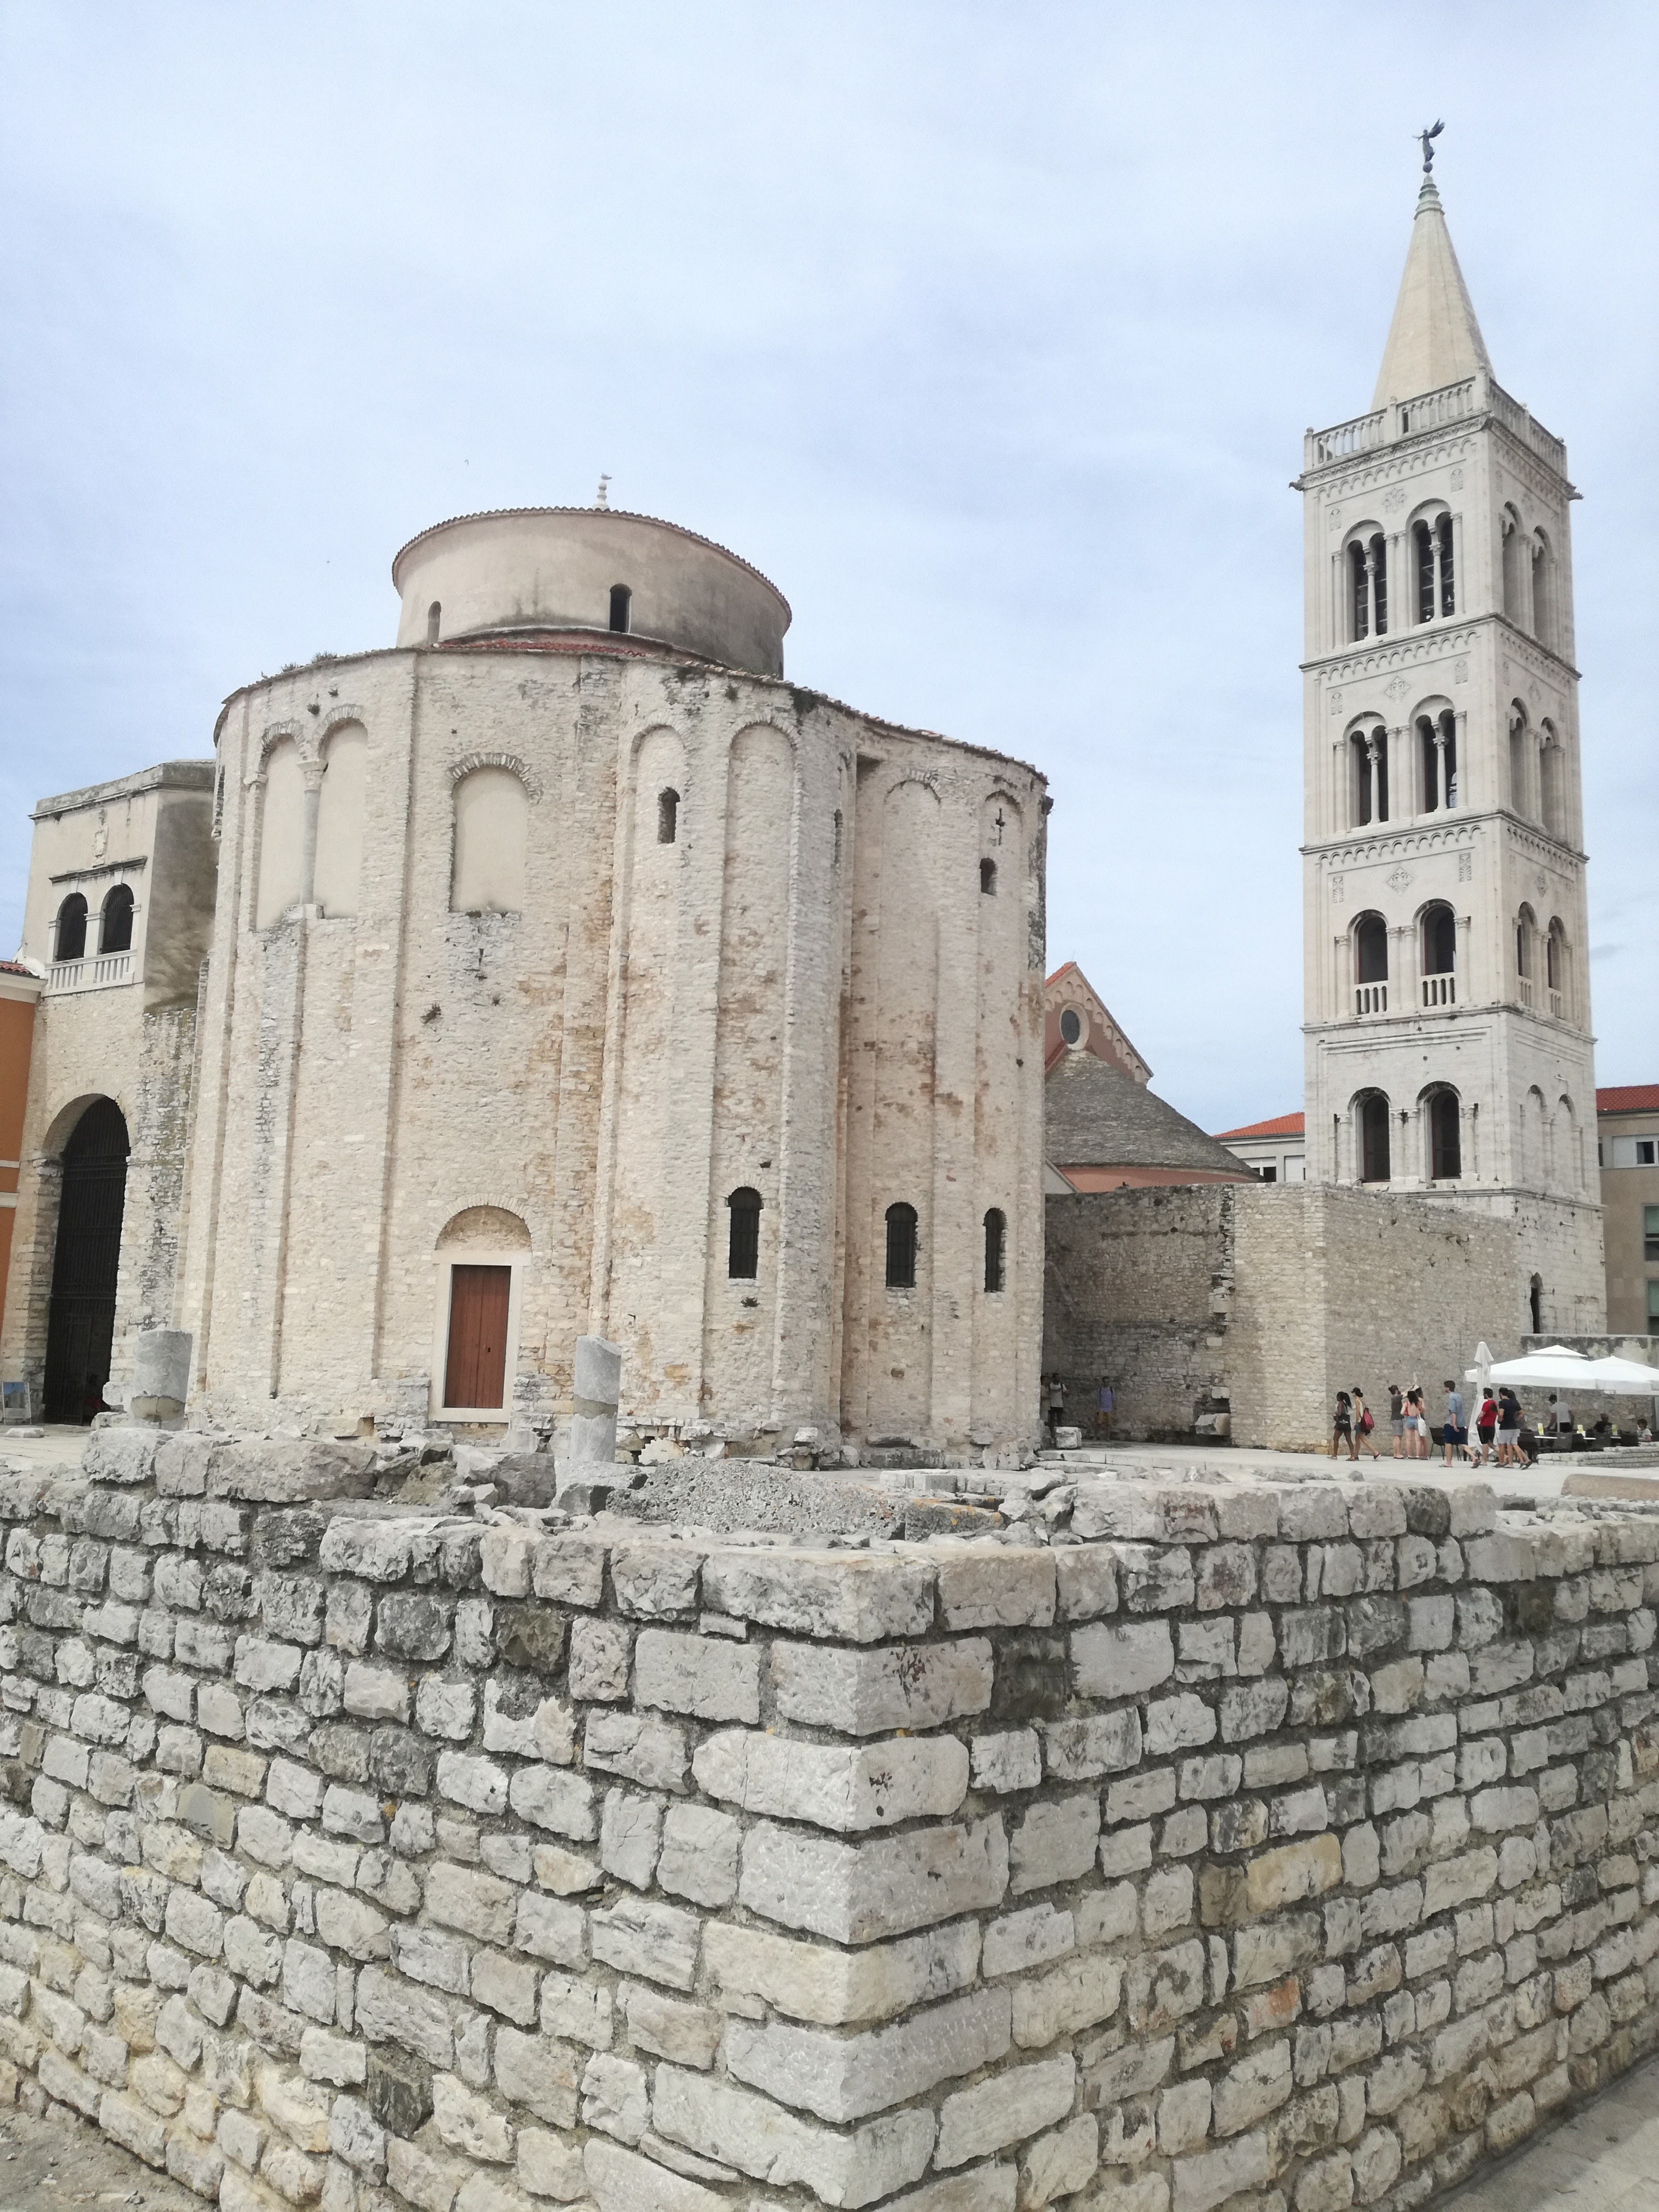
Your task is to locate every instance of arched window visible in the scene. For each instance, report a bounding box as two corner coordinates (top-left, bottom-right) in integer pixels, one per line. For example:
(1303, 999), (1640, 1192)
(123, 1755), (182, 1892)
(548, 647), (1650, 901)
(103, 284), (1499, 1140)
(1531, 531), (1555, 651)
(609, 585), (632, 634)
(99, 885), (135, 956)
(1347, 531), (1388, 641)
(983, 1209), (1006, 1294)
(1539, 723), (1563, 838)
(1507, 706), (1530, 819)
(726, 1187), (761, 1281)
(256, 738), (307, 927)
(314, 723), (367, 919)
(657, 787), (678, 845)
(426, 601), (442, 646)
(1546, 919), (1568, 1018)
(1427, 1089), (1462, 1181)
(1350, 725), (1386, 826)
(885, 1202), (918, 1291)
(1359, 1094), (1391, 1184)
(1515, 903), (1536, 1004)
(1414, 513), (1454, 621)
(979, 857), (996, 895)
(1501, 508), (1527, 625)
(1420, 903), (1456, 1008)
(1059, 1007), (1083, 1046)
(1354, 912), (1388, 1016)
(451, 765), (529, 914)
(54, 893), (88, 963)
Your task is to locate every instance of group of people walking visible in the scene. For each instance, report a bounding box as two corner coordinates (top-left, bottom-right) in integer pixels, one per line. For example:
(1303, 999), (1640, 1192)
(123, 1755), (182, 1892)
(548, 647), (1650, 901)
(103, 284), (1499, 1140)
(1331, 1380), (1544, 1469)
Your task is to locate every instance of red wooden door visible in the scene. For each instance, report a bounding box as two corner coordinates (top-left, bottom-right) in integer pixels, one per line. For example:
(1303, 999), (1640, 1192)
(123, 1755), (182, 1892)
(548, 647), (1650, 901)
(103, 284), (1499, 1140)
(445, 1265), (510, 1409)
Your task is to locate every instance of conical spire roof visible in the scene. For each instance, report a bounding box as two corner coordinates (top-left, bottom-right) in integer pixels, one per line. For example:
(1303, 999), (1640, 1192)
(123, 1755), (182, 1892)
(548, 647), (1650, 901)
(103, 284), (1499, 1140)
(1371, 177), (1490, 408)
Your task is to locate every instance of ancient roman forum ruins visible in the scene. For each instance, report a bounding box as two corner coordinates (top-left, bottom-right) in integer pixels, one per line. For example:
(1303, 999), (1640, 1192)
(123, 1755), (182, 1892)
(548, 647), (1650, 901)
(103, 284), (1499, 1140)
(1, 508), (1046, 1452)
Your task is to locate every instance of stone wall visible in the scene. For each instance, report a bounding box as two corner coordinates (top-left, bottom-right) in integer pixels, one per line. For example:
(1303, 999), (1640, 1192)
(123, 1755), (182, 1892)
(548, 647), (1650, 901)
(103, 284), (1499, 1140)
(1, 1443), (1658, 2212)
(1045, 1186), (1527, 1451)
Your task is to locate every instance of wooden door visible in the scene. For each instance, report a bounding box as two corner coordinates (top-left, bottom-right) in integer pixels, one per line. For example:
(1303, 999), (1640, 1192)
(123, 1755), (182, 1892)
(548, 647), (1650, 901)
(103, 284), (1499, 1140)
(444, 1264), (511, 1409)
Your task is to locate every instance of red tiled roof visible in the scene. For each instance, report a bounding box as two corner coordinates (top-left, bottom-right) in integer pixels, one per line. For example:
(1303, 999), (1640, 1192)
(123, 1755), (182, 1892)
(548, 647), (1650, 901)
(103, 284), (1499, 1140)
(1598, 1085), (1659, 1115)
(1214, 1112), (1305, 1141)
(0, 960), (37, 977)
(1045, 961), (1078, 987)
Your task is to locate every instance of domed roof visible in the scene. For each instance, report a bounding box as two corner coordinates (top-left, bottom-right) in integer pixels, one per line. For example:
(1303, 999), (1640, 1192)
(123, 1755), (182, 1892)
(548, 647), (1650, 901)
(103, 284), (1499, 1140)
(390, 506), (791, 677)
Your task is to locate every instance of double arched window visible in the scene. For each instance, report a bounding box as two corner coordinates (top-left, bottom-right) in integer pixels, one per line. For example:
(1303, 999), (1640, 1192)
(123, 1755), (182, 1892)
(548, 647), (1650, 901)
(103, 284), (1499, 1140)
(1347, 530), (1388, 641)
(1515, 903), (1537, 1006)
(1353, 912), (1388, 1016)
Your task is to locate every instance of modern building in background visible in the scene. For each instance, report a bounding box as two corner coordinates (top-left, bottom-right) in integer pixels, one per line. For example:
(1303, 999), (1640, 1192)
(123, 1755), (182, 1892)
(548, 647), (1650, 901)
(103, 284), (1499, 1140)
(1215, 1111), (1306, 1185)
(1296, 165), (1604, 1336)
(1597, 1085), (1659, 1336)
(0, 961), (40, 1378)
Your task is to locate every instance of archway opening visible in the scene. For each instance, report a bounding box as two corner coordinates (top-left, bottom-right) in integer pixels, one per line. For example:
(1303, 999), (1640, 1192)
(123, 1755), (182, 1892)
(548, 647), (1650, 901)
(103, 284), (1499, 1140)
(44, 1099), (130, 1423)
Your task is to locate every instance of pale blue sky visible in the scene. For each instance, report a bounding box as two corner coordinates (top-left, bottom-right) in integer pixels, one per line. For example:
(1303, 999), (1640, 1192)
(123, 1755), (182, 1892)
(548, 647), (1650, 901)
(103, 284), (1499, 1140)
(2, 3), (1654, 1130)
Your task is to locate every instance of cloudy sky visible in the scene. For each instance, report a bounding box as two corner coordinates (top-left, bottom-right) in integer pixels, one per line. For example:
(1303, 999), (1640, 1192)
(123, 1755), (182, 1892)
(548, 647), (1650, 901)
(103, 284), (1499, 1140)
(2, 3), (1653, 1132)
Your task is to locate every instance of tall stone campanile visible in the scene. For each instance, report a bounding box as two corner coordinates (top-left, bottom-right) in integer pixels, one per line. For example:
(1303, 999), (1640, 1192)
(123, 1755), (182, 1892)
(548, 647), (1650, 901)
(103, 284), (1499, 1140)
(1295, 163), (1605, 1336)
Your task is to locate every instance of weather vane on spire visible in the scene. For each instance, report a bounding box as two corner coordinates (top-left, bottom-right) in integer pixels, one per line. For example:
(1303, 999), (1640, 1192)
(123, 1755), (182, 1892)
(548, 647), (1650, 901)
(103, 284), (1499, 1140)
(1419, 119), (1444, 175)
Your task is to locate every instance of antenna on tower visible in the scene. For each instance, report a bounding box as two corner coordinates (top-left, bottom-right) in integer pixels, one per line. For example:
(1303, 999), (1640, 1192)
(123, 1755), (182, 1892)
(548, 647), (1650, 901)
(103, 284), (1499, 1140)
(1418, 119), (1444, 175)
(595, 474), (611, 509)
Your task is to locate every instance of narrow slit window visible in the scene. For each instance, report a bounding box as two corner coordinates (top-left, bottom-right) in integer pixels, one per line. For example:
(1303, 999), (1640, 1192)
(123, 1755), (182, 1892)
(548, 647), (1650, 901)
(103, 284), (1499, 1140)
(726, 1187), (761, 1280)
(657, 787), (679, 844)
(885, 1202), (918, 1291)
(426, 601), (442, 646)
(979, 857), (996, 895)
(609, 585), (632, 634)
(983, 1209), (1006, 1294)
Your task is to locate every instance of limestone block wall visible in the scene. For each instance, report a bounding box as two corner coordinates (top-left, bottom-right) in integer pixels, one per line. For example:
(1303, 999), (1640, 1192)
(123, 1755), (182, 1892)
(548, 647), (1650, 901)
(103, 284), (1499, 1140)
(1, 1449), (1658, 2212)
(1045, 1186), (1527, 1450)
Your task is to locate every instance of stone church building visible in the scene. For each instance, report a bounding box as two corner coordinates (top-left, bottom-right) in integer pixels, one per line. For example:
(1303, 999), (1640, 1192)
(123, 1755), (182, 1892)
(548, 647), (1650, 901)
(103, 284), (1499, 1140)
(1, 508), (1047, 1455)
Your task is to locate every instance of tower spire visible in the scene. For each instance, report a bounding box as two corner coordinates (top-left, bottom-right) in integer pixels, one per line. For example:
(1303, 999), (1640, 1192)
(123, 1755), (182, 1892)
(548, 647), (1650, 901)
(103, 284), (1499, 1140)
(1371, 141), (1490, 409)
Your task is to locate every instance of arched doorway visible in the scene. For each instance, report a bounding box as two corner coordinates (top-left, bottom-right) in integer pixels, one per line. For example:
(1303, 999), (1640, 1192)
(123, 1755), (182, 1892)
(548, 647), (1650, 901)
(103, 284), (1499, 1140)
(44, 1099), (129, 1422)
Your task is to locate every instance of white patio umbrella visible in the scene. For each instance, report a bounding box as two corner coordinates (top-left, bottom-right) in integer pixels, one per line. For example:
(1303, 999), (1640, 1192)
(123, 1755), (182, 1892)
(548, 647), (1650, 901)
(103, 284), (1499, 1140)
(1581, 1353), (1659, 1395)
(1468, 1345), (1591, 1390)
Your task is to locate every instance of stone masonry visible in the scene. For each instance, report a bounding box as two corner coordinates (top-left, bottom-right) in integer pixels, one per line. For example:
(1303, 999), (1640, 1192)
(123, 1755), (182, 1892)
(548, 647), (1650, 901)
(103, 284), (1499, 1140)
(1, 1439), (1658, 2212)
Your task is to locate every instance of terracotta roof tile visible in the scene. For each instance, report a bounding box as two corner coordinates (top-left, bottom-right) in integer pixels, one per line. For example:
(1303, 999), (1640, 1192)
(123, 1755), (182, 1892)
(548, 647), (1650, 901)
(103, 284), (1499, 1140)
(1598, 1085), (1659, 1115)
(1214, 1112), (1306, 1141)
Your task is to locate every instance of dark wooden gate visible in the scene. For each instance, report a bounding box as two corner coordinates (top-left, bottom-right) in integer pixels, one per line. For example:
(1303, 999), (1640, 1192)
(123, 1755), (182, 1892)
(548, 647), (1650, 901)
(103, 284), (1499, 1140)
(43, 1099), (130, 1423)
(443, 1264), (510, 1410)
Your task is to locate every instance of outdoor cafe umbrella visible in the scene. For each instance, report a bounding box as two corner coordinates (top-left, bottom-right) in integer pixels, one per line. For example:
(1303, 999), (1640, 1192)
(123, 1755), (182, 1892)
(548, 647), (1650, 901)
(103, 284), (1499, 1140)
(1465, 1343), (1659, 1397)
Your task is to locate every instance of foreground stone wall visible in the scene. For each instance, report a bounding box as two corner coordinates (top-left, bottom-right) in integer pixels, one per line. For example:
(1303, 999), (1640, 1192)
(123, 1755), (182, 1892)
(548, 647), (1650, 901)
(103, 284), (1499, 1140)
(1, 1443), (1657, 2212)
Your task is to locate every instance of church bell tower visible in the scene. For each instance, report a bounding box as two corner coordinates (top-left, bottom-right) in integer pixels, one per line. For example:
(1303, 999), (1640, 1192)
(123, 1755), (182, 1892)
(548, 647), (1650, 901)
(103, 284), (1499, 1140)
(1294, 147), (1605, 1335)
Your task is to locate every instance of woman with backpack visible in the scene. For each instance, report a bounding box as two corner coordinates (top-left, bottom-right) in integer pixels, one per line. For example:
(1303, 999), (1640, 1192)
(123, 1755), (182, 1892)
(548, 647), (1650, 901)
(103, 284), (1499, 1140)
(1351, 1388), (1381, 1460)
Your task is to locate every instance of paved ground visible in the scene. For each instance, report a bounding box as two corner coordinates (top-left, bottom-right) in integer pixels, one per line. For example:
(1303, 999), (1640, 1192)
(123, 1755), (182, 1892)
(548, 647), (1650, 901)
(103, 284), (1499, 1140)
(1445, 2051), (1659, 2208)
(0, 2101), (198, 2212)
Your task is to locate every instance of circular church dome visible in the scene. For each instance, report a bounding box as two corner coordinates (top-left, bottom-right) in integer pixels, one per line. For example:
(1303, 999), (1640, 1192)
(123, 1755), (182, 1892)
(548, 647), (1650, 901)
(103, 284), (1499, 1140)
(390, 507), (791, 677)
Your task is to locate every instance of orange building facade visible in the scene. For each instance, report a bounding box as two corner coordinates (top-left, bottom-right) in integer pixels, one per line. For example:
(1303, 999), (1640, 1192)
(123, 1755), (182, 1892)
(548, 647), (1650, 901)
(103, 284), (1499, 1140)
(0, 962), (42, 1373)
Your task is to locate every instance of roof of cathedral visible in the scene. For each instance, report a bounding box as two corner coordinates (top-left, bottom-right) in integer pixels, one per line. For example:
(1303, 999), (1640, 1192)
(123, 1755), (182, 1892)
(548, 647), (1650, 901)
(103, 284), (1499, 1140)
(1214, 1112), (1305, 1141)
(1045, 1050), (1253, 1179)
(1372, 178), (1491, 409)
(1598, 1085), (1659, 1115)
